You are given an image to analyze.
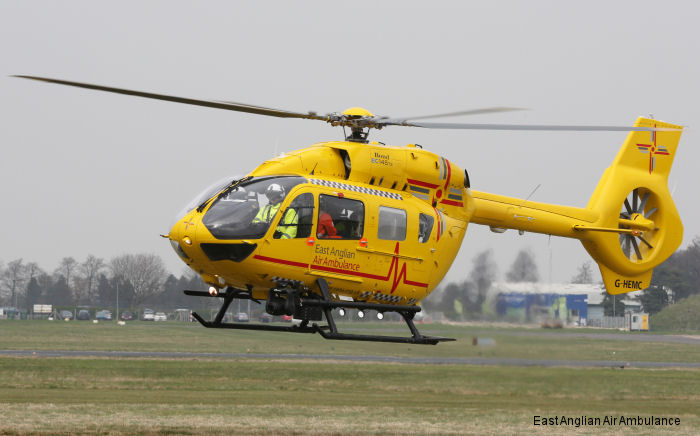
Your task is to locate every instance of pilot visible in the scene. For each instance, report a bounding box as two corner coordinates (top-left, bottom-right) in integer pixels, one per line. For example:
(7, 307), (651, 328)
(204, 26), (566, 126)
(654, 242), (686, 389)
(253, 184), (285, 222)
(252, 183), (298, 239)
(275, 207), (298, 239)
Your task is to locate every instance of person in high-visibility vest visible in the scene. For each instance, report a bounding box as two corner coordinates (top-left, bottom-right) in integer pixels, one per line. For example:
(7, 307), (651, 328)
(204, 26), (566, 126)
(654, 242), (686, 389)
(276, 208), (298, 239)
(252, 183), (298, 239)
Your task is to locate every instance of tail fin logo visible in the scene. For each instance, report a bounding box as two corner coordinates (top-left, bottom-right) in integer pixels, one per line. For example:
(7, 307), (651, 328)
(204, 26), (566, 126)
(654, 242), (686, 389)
(636, 128), (670, 174)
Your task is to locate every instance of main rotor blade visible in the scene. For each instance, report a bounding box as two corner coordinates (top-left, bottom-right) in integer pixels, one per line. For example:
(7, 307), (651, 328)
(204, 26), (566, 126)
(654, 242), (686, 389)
(382, 120), (679, 132)
(13, 75), (328, 121)
(392, 107), (526, 121)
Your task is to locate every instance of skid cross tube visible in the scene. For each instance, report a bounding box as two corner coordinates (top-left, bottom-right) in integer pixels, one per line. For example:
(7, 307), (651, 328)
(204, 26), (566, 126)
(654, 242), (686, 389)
(184, 279), (455, 345)
(187, 287), (317, 333)
(190, 312), (319, 333)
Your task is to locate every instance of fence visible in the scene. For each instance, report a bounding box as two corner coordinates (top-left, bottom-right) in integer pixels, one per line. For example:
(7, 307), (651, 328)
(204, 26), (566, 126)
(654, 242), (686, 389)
(589, 315), (627, 329)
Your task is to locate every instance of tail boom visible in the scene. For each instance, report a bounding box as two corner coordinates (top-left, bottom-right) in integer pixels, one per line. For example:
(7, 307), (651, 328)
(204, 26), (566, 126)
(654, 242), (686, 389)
(469, 117), (683, 295)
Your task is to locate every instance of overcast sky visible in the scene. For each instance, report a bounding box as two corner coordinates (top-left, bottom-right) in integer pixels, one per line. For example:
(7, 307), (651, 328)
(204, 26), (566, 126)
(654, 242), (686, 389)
(1, 1), (698, 285)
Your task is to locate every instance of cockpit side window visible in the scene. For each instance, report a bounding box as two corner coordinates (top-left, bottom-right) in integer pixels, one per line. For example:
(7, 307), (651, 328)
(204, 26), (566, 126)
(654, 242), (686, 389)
(418, 213), (434, 243)
(273, 192), (314, 239)
(378, 206), (407, 241)
(317, 194), (364, 240)
(202, 176), (306, 240)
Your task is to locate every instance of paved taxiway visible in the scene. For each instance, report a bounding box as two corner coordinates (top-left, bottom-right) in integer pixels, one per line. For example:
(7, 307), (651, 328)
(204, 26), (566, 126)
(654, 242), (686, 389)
(2, 349), (699, 368)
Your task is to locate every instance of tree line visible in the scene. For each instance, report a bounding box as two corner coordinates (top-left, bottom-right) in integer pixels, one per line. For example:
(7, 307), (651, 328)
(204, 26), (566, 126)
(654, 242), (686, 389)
(639, 236), (700, 315)
(3, 237), (698, 317)
(0, 254), (207, 313)
(423, 248), (540, 320)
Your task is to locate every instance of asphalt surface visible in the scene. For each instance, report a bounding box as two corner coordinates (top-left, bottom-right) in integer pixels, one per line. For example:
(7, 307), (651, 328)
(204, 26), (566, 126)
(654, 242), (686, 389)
(499, 331), (700, 345)
(346, 328), (700, 345)
(1, 349), (699, 368)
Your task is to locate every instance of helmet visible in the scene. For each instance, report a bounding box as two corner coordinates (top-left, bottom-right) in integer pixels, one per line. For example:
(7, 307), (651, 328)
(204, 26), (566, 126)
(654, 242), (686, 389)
(265, 183), (285, 204)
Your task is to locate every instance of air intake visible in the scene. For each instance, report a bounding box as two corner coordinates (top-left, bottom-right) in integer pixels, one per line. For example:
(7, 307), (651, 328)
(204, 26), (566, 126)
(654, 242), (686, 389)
(200, 243), (257, 262)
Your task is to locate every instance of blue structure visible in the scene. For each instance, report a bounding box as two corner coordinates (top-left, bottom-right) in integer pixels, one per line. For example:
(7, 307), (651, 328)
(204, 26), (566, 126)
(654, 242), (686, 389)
(496, 293), (588, 324)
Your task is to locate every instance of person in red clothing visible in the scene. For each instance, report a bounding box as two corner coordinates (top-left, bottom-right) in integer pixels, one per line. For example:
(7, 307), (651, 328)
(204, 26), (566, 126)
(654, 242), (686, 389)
(317, 209), (340, 238)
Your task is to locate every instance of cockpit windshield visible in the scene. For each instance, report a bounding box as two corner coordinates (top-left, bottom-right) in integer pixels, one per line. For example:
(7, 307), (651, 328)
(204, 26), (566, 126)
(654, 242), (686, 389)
(175, 174), (240, 222)
(202, 176), (306, 239)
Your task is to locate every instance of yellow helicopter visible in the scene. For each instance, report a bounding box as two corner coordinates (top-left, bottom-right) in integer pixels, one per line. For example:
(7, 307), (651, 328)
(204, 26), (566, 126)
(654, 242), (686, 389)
(16, 75), (684, 344)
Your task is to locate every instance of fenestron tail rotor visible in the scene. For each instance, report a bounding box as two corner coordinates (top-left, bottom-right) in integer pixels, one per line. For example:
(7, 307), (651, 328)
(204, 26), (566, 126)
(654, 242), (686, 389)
(618, 188), (658, 262)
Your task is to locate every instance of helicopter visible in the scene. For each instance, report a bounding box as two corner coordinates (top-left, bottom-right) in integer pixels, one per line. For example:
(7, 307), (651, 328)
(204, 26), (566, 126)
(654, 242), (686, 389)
(15, 75), (684, 344)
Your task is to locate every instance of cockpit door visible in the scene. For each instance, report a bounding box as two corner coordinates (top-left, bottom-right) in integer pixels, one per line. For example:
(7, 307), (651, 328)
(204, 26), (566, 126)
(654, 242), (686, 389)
(257, 192), (315, 282)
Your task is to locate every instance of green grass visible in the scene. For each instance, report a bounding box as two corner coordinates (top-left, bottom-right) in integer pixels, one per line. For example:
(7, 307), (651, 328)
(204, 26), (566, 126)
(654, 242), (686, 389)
(1, 357), (699, 435)
(2, 320), (699, 364)
(1, 321), (700, 434)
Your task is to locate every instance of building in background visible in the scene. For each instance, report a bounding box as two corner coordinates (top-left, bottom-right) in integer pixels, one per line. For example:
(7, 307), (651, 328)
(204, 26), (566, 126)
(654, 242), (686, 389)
(491, 282), (644, 327)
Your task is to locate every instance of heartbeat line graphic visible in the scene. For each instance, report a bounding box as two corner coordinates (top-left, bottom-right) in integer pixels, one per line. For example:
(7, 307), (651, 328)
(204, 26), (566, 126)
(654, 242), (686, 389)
(387, 242), (425, 293)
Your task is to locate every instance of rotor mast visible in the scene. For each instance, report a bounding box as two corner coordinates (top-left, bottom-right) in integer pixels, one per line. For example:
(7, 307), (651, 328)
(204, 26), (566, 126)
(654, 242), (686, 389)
(338, 107), (375, 143)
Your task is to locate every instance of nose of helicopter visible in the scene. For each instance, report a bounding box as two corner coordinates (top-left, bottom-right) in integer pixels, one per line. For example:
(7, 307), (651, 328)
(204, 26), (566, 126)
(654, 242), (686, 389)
(167, 214), (196, 264)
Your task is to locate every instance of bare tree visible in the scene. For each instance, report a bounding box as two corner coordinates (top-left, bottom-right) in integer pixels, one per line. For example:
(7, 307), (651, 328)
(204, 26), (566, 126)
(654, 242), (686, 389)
(55, 257), (78, 290)
(469, 250), (498, 311)
(571, 261), (594, 284)
(506, 249), (539, 282)
(75, 255), (105, 304)
(36, 273), (53, 297)
(24, 263), (46, 311)
(109, 254), (168, 307)
(1, 259), (26, 307)
(25, 262), (43, 282)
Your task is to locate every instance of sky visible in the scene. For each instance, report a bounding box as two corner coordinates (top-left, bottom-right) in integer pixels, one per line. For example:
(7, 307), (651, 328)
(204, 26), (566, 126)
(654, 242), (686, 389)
(1, 1), (699, 286)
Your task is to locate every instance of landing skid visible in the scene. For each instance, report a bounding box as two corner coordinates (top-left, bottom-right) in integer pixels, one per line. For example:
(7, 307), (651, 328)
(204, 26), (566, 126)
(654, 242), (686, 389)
(184, 279), (455, 345)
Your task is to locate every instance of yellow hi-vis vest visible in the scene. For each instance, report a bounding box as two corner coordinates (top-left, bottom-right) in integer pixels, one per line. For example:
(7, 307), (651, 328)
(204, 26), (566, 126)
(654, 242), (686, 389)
(253, 203), (298, 239)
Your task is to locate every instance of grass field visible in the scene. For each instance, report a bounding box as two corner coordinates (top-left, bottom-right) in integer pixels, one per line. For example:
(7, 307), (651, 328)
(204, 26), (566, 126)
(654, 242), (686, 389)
(2, 319), (700, 363)
(1, 320), (699, 435)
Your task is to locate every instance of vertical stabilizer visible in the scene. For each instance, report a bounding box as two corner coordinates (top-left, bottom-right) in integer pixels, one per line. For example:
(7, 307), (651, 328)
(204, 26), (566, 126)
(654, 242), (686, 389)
(580, 117), (683, 294)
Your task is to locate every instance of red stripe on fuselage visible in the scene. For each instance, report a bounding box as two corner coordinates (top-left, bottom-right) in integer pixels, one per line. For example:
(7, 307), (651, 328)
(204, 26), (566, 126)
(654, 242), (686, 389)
(406, 178), (440, 189)
(253, 247), (429, 291)
(253, 255), (308, 269)
(443, 159), (452, 190)
(433, 206), (441, 242)
(439, 199), (464, 207)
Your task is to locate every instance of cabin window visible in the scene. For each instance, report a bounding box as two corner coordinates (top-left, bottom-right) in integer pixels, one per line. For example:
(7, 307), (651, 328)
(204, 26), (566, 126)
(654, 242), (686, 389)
(273, 193), (314, 239)
(378, 206), (406, 241)
(418, 213), (434, 243)
(317, 194), (364, 239)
